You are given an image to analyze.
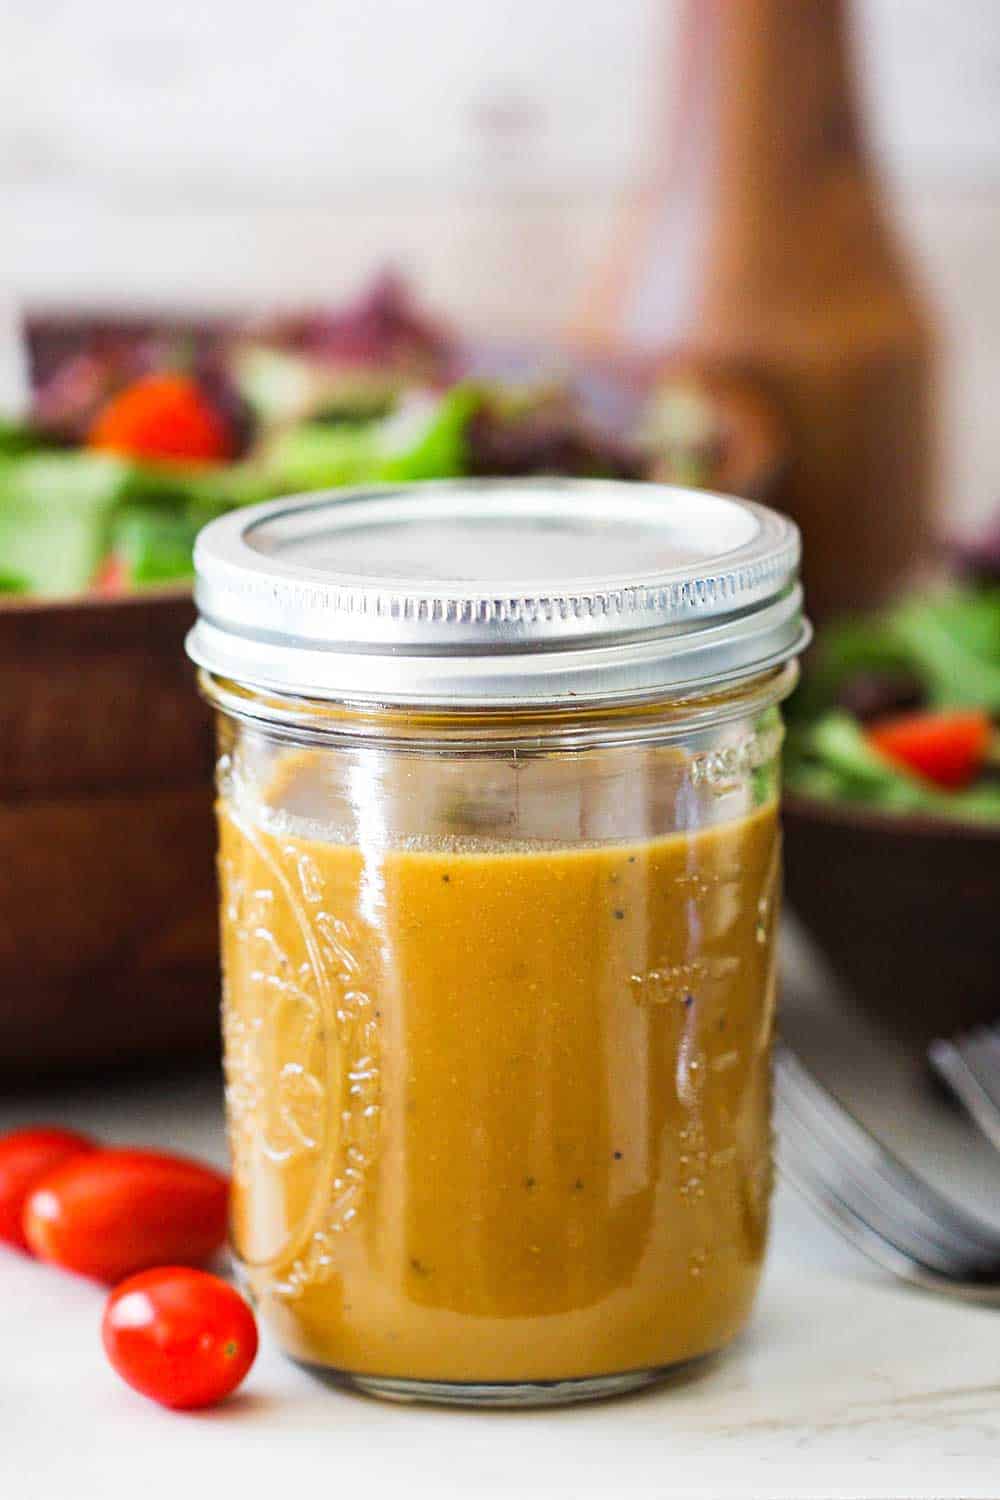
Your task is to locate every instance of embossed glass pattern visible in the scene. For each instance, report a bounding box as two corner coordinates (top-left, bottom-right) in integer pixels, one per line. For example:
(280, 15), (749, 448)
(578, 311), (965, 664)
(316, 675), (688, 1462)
(192, 481), (807, 1406)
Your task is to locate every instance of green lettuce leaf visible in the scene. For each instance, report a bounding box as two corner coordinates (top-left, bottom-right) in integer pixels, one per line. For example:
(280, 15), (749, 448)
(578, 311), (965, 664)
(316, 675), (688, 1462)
(110, 506), (199, 586)
(788, 586), (1000, 722)
(0, 452), (129, 595)
(265, 384), (483, 493)
(889, 593), (1000, 712)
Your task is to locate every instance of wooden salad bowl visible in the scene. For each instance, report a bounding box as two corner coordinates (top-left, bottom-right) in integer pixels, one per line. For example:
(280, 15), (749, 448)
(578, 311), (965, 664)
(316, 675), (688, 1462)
(783, 793), (1000, 1047)
(0, 586), (220, 1073)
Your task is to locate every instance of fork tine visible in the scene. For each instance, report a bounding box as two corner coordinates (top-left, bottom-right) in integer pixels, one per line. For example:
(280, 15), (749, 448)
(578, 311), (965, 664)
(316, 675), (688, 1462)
(776, 1120), (984, 1288)
(775, 1067), (1000, 1278)
(929, 1032), (1000, 1154)
(778, 1125), (1000, 1297)
(970, 1023), (1000, 1089)
(776, 1044), (1000, 1257)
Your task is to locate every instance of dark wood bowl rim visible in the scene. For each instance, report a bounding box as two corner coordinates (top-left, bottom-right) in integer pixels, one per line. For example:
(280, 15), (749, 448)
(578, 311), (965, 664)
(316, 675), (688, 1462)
(0, 582), (193, 618)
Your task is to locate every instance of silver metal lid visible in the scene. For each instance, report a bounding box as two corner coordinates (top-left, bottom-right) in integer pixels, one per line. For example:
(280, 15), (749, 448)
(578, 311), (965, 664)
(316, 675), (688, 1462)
(187, 479), (808, 707)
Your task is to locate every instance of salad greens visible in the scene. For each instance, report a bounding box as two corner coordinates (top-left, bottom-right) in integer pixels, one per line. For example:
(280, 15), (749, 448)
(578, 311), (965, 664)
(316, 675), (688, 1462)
(787, 711), (1000, 822)
(235, 346), (399, 428)
(0, 416), (50, 457)
(0, 452), (129, 595)
(0, 386), (486, 597)
(2, 278), (752, 600)
(786, 583), (1000, 823)
(110, 507), (200, 586)
(889, 594), (1000, 712)
(263, 385), (481, 493)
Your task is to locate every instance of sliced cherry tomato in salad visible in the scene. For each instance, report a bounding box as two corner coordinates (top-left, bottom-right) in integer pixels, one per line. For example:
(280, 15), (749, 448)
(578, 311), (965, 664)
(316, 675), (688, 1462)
(868, 709), (993, 790)
(103, 1267), (257, 1410)
(24, 1149), (229, 1283)
(0, 1127), (97, 1252)
(88, 373), (233, 466)
(92, 552), (131, 596)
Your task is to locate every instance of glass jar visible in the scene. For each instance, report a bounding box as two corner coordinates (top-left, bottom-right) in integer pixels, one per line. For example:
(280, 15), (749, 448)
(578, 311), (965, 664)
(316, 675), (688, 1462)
(189, 479), (808, 1406)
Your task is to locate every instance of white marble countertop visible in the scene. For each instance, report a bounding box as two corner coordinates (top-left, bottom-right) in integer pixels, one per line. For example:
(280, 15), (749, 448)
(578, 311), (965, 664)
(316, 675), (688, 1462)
(4, 937), (1000, 1500)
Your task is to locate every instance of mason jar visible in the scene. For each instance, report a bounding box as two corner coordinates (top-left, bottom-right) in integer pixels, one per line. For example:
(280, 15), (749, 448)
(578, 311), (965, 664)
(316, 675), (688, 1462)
(188, 479), (808, 1406)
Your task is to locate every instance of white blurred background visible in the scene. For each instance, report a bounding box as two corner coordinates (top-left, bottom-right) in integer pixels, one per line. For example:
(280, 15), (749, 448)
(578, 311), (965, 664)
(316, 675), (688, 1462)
(3, 0), (1000, 526)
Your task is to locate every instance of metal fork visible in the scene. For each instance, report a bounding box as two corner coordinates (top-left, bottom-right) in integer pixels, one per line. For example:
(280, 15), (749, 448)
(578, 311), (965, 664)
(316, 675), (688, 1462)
(929, 1023), (1000, 1155)
(774, 1041), (1000, 1301)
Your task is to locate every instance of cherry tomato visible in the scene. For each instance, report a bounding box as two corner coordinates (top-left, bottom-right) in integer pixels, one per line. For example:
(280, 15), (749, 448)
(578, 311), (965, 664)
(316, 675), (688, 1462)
(24, 1149), (229, 1283)
(0, 1127), (97, 1252)
(103, 1267), (258, 1410)
(92, 552), (131, 596)
(88, 373), (233, 466)
(869, 709), (992, 790)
